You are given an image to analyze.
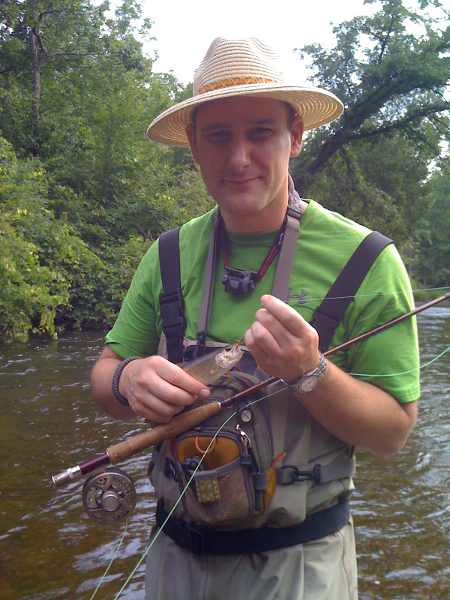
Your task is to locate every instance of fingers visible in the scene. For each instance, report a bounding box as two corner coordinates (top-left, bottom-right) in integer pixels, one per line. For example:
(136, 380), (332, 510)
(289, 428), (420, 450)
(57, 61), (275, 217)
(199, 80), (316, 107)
(122, 356), (210, 423)
(244, 322), (274, 365)
(153, 358), (208, 399)
(259, 295), (312, 337)
(244, 295), (320, 381)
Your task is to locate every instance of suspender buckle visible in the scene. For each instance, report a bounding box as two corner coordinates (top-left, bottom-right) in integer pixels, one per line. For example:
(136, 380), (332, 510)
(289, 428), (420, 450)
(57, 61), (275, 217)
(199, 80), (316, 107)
(277, 464), (322, 486)
(178, 521), (205, 554)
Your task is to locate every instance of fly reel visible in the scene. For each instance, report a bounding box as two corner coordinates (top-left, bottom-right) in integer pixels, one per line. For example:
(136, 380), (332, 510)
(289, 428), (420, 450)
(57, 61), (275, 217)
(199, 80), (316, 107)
(82, 467), (136, 523)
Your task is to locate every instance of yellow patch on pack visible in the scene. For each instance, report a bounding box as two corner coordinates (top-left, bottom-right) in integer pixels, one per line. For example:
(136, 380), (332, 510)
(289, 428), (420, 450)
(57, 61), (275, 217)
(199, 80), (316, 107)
(195, 478), (221, 503)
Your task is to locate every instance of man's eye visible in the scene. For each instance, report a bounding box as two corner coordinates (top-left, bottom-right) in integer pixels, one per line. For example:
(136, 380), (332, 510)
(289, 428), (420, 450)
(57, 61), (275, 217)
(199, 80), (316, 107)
(250, 128), (273, 139)
(205, 131), (230, 143)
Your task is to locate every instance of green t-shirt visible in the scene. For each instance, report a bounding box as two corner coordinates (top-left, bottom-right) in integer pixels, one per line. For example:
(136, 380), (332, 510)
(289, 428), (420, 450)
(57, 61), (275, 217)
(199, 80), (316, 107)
(106, 200), (420, 403)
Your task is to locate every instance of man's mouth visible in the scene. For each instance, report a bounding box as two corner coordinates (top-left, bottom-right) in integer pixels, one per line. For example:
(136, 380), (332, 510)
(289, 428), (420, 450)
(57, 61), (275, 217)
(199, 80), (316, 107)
(223, 177), (259, 185)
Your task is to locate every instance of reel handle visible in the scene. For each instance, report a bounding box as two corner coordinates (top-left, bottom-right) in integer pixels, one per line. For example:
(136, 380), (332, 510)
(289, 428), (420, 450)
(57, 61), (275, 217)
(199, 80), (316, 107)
(107, 401), (222, 463)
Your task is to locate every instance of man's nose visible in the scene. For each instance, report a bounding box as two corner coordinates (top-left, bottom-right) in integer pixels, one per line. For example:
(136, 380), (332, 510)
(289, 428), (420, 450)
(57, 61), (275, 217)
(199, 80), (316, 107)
(228, 136), (251, 170)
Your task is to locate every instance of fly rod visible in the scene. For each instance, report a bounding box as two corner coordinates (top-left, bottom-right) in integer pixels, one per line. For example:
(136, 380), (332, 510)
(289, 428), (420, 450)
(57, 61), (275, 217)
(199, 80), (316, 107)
(52, 291), (449, 487)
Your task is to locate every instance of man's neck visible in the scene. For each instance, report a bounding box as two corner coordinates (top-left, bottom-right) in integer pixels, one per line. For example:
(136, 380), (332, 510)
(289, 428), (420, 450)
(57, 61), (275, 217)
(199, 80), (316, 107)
(220, 199), (288, 235)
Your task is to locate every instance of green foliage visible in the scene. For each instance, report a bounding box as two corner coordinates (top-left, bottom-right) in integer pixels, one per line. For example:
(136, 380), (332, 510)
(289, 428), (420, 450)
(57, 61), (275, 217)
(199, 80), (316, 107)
(0, 0), (448, 340)
(0, 137), (69, 339)
(292, 0), (449, 285)
(293, 0), (449, 190)
(412, 161), (450, 286)
(305, 134), (431, 244)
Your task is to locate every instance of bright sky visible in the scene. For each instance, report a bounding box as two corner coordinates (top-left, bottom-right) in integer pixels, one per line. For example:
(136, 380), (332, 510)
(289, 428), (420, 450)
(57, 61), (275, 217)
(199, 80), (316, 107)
(141, 0), (377, 84)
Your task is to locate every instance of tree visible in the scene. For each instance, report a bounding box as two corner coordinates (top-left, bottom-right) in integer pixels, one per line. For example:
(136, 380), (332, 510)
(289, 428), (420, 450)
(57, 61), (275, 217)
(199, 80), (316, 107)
(293, 0), (449, 193)
(1, 1), (106, 156)
(413, 161), (450, 286)
(0, 2), (213, 339)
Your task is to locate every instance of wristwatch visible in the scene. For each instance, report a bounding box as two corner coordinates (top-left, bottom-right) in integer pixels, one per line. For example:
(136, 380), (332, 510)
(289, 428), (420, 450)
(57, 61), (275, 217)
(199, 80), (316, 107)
(288, 354), (328, 393)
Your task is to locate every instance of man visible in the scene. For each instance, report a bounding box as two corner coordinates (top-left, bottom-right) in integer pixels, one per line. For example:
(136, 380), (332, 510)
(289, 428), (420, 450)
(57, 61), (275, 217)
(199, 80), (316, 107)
(91, 38), (420, 599)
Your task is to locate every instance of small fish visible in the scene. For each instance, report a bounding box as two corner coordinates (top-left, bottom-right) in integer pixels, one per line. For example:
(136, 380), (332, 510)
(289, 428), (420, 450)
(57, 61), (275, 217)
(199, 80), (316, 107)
(183, 344), (244, 385)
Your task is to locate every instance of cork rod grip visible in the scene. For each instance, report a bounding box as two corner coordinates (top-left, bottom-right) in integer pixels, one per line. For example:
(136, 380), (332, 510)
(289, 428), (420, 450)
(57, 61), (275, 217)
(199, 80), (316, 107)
(106, 401), (222, 464)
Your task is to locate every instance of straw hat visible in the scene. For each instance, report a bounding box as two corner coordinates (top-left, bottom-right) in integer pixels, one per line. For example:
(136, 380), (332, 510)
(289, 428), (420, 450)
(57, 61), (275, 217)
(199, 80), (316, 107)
(146, 37), (343, 146)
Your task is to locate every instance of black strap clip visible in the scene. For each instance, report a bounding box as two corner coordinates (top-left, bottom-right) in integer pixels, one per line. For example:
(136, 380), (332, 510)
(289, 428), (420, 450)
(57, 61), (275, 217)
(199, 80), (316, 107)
(159, 290), (186, 363)
(159, 291), (185, 330)
(277, 464), (322, 486)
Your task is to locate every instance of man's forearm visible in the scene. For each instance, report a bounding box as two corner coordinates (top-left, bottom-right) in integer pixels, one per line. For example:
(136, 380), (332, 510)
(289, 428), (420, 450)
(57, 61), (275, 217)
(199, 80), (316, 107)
(299, 360), (417, 458)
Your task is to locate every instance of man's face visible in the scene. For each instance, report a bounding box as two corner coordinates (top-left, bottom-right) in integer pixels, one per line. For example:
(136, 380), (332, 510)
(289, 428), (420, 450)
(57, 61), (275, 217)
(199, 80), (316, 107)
(186, 96), (303, 232)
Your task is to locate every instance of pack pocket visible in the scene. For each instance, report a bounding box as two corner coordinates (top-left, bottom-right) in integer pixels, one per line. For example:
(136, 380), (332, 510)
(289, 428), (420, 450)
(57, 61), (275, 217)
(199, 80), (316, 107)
(173, 430), (256, 527)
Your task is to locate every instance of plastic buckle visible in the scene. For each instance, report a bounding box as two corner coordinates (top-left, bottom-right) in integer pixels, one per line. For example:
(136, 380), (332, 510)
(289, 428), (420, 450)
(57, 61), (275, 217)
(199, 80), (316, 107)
(277, 465), (321, 486)
(181, 521), (206, 554)
(163, 457), (178, 481)
(159, 291), (185, 329)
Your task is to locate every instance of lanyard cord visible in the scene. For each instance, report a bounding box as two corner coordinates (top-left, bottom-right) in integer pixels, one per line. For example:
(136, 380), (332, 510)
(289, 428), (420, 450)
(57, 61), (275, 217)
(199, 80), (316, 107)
(220, 213), (287, 295)
(195, 206), (302, 349)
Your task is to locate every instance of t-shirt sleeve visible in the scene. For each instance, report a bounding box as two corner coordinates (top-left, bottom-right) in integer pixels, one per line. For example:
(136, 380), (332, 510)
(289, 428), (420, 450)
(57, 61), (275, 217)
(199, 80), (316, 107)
(336, 244), (420, 403)
(105, 240), (162, 358)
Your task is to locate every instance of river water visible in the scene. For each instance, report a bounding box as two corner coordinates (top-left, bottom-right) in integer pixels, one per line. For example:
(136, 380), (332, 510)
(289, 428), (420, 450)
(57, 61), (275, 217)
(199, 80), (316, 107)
(0, 307), (449, 599)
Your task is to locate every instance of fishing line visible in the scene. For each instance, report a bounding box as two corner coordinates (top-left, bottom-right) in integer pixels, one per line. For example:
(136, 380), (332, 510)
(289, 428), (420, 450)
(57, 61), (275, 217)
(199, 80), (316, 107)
(96, 341), (450, 597)
(110, 386), (283, 600)
(349, 346), (450, 378)
(289, 285), (450, 313)
(89, 519), (129, 600)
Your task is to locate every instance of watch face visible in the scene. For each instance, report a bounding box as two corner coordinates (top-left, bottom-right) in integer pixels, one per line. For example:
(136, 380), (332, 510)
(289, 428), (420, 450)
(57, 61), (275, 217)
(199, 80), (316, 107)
(300, 377), (317, 392)
(291, 354), (327, 394)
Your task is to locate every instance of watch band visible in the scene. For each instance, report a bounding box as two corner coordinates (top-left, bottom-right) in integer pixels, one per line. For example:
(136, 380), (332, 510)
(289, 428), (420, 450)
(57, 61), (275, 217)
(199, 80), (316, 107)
(112, 356), (140, 407)
(288, 353), (327, 393)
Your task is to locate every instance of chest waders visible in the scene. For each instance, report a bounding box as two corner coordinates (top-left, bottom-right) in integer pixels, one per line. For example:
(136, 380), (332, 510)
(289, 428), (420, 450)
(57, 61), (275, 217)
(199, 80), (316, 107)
(152, 199), (392, 555)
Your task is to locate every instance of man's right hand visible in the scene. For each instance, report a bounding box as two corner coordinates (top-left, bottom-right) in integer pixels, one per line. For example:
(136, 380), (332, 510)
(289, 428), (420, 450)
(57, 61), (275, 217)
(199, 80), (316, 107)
(119, 355), (210, 423)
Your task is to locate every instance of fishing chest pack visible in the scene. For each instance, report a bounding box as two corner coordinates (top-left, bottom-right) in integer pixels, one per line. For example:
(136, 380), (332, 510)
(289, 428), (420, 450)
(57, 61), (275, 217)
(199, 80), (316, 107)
(150, 193), (392, 555)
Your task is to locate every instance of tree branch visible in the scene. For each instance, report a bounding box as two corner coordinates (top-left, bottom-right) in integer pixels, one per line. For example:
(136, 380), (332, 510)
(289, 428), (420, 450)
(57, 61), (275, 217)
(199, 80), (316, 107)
(376, 13), (395, 64)
(30, 26), (48, 57)
(350, 102), (450, 141)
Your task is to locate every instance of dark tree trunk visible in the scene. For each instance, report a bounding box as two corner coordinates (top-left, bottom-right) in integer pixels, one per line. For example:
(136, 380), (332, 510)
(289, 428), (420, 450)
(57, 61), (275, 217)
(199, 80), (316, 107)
(31, 26), (41, 157)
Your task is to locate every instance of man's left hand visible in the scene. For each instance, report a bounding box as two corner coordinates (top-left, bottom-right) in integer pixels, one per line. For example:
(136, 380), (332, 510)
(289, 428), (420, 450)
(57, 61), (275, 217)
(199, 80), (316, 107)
(244, 294), (321, 382)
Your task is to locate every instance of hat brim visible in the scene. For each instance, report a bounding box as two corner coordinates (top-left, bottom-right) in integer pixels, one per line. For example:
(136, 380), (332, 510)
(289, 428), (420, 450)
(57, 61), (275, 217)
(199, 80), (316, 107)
(145, 83), (344, 146)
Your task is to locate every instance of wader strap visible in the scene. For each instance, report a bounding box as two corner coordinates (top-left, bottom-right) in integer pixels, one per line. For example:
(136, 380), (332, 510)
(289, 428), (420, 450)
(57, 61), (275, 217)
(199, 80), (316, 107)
(311, 231), (393, 352)
(158, 228), (185, 363)
(156, 495), (350, 555)
(271, 205), (304, 301)
(196, 215), (220, 347)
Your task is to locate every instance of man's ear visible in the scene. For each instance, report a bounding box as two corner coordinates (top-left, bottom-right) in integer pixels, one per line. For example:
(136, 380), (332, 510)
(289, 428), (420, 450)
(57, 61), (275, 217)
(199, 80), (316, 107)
(186, 123), (199, 163)
(290, 115), (304, 158)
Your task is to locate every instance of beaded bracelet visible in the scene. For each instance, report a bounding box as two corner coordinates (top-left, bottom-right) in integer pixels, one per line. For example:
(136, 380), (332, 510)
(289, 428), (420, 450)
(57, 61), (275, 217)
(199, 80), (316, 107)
(112, 356), (140, 407)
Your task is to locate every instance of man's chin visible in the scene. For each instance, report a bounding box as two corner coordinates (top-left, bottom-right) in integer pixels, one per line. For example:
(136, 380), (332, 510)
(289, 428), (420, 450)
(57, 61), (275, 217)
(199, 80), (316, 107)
(219, 197), (264, 216)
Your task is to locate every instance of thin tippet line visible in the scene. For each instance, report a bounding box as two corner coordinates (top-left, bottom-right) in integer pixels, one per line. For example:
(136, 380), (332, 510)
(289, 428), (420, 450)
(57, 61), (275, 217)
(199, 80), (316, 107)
(289, 285), (450, 311)
(111, 387), (284, 600)
(107, 342), (448, 598)
(349, 345), (450, 378)
(89, 519), (129, 600)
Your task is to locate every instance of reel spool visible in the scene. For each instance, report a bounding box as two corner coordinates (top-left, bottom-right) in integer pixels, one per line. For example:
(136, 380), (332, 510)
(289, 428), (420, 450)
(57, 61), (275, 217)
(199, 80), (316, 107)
(82, 467), (136, 523)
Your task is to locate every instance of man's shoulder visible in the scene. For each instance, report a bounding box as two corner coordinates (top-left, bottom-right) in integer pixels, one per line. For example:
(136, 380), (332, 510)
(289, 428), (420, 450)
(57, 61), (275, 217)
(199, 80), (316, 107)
(179, 207), (217, 240)
(305, 200), (371, 242)
(154, 208), (216, 268)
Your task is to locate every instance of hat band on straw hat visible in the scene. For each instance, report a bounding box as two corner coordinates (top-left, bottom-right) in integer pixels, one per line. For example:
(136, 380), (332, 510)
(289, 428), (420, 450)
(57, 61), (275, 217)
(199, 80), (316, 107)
(198, 77), (274, 94)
